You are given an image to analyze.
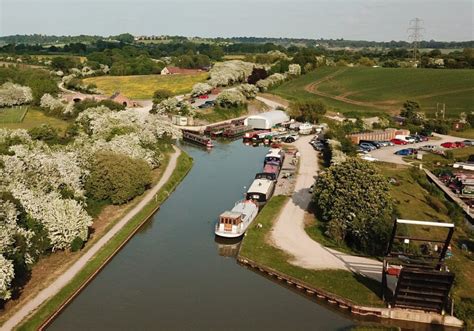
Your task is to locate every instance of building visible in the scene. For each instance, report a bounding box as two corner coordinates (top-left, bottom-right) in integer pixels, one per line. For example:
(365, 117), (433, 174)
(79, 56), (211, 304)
(347, 128), (410, 144)
(244, 111), (290, 130)
(109, 92), (138, 107)
(161, 66), (203, 75)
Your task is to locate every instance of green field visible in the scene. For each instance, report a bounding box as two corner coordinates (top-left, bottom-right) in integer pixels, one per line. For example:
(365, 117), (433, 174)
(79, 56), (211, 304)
(0, 107), (29, 123)
(82, 73), (209, 99)
(272, 67), (474, 118)
(0, 108), (70, 132)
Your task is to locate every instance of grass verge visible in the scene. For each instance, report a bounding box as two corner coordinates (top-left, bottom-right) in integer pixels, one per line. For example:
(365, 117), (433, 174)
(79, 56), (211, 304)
(239, 196), (384, 307)
(195, 104), (248, 123)
(15, 152), (193, 331)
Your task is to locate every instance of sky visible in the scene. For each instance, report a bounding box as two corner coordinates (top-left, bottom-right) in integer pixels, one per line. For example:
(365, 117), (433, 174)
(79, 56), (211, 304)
(0, 0), (473, 41)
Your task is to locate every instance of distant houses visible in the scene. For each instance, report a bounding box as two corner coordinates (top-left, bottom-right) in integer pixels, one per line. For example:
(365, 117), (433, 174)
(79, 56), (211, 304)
(160, 66), (203, 75)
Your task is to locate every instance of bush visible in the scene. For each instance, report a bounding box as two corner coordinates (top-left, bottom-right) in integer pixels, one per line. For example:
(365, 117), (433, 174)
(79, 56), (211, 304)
(28, 124), (61, 145)
(152, 89), (173, 104)
(288, 100), (327, 123)
(70, 236), (84, 252)
(85, 151), (152, 205)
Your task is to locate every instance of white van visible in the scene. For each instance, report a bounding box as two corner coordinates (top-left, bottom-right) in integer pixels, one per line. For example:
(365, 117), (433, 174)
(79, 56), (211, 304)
(395, 135), (415, 143)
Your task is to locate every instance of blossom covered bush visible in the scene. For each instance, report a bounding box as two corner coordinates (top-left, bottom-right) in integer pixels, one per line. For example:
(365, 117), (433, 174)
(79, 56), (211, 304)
(191, 82), (213, 97)
(207, 60), (254, 87)
(0, 255), (14, 300)
(0, 82), (33, 107)
(237, 84), (258, 99)
(0, 103), (181, 300)
(215, 90), (246, 108)
(256, 73), (287, 92)
(288, 64), (302, 76)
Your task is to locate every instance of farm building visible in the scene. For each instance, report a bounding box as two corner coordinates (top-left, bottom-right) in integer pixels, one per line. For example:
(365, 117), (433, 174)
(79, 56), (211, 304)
(244, 111), (290, 130)
(161, 66), (203, 75)
(347, 128), (410, 144)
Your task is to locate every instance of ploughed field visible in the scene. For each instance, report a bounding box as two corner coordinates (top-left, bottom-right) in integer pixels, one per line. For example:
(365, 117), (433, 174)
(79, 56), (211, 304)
(271, 67), (474, 117)
(82, 72), (209, 99)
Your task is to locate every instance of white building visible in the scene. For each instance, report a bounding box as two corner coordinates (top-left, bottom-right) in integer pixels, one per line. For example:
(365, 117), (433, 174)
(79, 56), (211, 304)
(244, 110), (289, 129)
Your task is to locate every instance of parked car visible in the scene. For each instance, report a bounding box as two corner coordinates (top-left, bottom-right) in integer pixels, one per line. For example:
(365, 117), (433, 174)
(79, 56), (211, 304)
(198, 95), (209, 99)
(463, 139), (474, 146)
(359, 140), (381, 148)
(356, 148), (369, 154)
(204, 100), (215, 105)
(359, 154), (378, 162)
(391, 138), (408, 145)
(420, 145), (437, 151)
(359, 142), (377, 151)
(395, 148), (417, 155)
(441, 142), (456, 148)
(454, 141), (465, 148)
(282, 133), (300, 143)
(312, 141), (325, 151)
(198, 103), (212, 109)
(309, 184), (315, 194)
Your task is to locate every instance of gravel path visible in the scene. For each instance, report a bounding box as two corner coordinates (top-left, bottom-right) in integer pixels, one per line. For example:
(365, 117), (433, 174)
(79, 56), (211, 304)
(1, 147), (181, 331)
(269, 136), (382, 281)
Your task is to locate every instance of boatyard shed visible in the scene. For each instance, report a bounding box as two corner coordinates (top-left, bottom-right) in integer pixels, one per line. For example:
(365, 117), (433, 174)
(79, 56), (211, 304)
(245, 111), (289, 129)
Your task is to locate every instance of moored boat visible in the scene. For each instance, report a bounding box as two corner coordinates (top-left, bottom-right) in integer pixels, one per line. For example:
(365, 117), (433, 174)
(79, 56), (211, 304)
(246, 178), (275, 207)
(183, 131), (214, 148)
(215, 200), (259, 238)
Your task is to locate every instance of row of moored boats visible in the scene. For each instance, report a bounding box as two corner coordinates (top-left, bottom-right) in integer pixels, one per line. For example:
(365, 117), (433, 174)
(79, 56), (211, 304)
(215, 147), (285, 238)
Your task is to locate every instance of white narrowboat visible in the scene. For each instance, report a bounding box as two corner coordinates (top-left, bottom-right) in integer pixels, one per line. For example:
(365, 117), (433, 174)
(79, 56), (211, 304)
(215, 200), (259, 238)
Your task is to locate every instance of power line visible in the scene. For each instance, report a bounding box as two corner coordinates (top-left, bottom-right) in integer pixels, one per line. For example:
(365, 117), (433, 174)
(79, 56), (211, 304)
(408, 18), (424, 66)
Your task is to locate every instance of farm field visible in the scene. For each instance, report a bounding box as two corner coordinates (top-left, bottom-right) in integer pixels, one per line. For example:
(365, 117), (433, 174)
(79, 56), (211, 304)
(0, 106), (29, 123)
(82, 73), (208, 99)
(0, 108), (69, 132)
(271, 67), (474, 118)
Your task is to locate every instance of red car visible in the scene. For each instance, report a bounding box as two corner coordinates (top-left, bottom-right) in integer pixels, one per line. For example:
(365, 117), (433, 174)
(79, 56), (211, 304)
(198, 95), (209, 99)
(391, 138), (408, 145)
(441, 142), (456, 148)
(454, 141), (465, 148)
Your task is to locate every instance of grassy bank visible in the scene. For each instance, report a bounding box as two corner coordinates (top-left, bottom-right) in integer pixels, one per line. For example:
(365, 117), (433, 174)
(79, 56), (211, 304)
(195, 104), (248, 123)
(15, 152), (193, 331)
(82, 73), (208, 99)
(239, 196), (384, 307)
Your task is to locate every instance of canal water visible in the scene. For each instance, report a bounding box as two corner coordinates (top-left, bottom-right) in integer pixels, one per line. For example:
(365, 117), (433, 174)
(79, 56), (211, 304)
(48, 140), (356, 330)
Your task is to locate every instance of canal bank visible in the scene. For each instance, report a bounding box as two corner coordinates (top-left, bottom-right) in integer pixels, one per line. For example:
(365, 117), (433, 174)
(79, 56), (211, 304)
(42, 140), (360, 331)
(10, 148), (193, 331)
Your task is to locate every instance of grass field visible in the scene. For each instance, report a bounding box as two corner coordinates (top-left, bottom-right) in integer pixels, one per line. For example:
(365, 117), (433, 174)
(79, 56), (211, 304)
(0, 108), (70, 133)
(239, 196), (384, 307)
(0, 107), (29, 123)
(82, 73), (209, 99)
(271, 67), (474, 118)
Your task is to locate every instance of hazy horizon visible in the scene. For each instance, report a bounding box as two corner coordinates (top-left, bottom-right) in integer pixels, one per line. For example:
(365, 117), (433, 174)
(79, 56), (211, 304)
(1, 0), (473, 42)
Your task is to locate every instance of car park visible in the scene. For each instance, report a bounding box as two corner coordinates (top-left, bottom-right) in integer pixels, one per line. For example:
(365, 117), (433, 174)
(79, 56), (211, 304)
(390, 138), (408, 145)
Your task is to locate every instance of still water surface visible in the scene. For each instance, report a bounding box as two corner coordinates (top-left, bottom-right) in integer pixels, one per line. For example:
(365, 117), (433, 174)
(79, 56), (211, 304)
(48, 141), (356, 330)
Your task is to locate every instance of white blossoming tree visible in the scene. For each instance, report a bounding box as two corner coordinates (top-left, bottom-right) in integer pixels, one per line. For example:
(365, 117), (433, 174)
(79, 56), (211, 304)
(216, 90), (246, 108)
(288, 64), (302, 76)
(0, 255), (14, 300)
(191, 82), (213, 97)
(0, 82), (33, 107)
(40, 93), (66, 113)
(237, 84), (258, 99)
(208, 60), (254, 87)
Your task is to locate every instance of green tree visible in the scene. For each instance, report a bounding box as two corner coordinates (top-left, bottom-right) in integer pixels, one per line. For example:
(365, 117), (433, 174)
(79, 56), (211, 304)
(85, 151), (152, 205)
(152, 89), (173, 104)
(28, 124), (61, 145)
(312, 158), (394, 254)
(288, 100), (327, 123)
(51, 56), (78, 72)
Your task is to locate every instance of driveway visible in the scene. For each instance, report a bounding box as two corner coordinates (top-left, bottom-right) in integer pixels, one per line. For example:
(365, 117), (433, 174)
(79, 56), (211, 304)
(270, 135), (382, 281)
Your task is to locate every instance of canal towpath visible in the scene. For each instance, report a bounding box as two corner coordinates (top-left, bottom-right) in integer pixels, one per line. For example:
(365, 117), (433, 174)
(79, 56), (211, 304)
(1, 147), (181, 331)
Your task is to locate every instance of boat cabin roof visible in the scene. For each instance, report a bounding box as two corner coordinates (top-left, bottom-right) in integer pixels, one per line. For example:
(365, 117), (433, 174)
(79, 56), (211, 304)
(247, 179), (274, 194)
(220, 211), (242, 219)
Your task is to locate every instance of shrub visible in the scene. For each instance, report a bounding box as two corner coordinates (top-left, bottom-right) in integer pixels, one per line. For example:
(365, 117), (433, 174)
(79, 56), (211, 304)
(28, 124), (61, 145)
(85, 151), (152, 205)
(216, 90), (246, 108)
(70, 236), (84, 252)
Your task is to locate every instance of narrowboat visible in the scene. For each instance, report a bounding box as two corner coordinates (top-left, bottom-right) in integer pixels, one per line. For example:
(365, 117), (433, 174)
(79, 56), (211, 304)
(246, 178), (275, 206)
(215, 200), (259, 238)
(264, 148), (285, 166)
(222, 125), (252, 138)
(204, 122), (231, 136)
(183, 131), (213, 148)
(243, 130), (269, 141)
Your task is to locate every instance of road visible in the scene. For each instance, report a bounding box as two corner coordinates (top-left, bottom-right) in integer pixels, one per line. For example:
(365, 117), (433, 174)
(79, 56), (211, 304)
(369, 133), (469, 164)
(270, 135), (382, 281)
(1, 147), (181, 331)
